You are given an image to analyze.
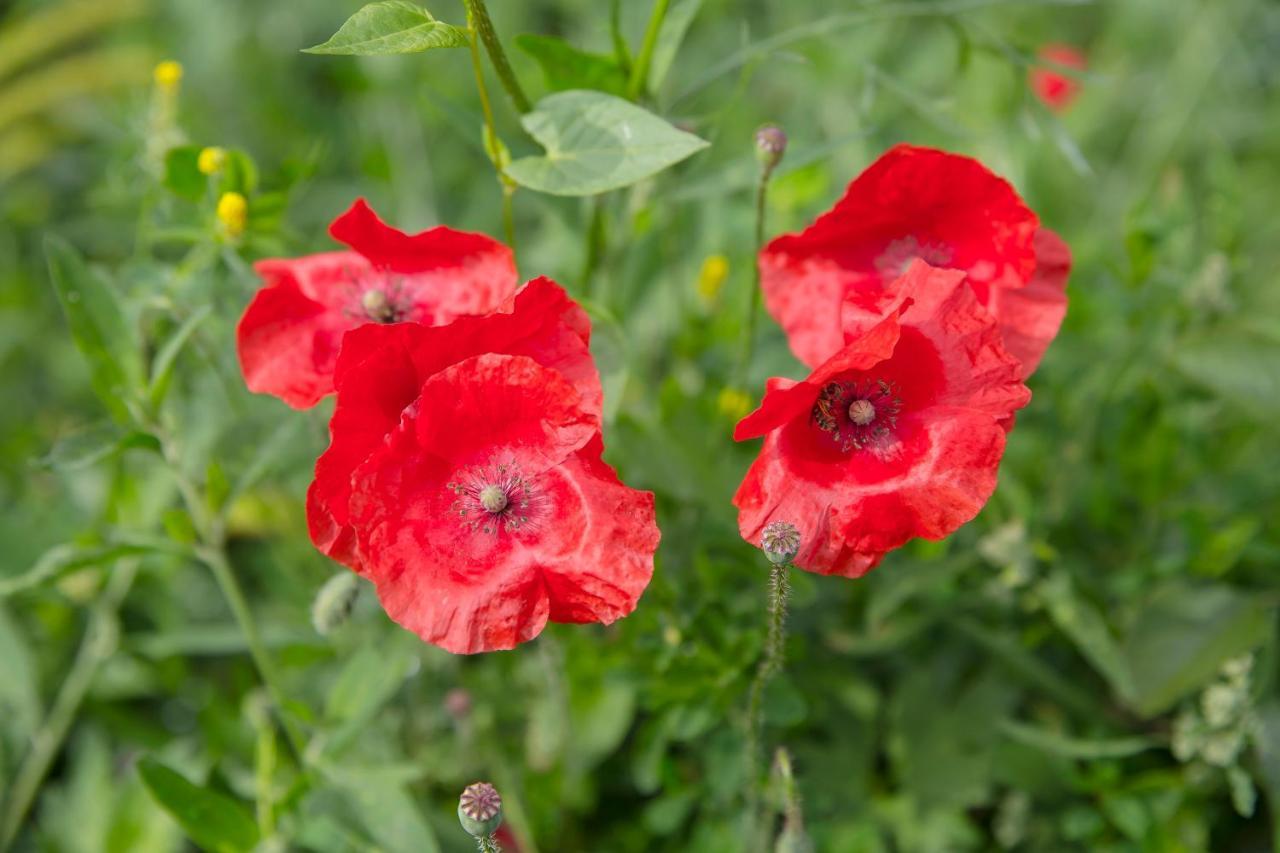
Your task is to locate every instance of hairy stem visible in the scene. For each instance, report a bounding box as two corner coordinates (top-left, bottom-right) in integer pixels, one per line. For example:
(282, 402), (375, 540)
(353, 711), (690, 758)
(627, 0), (671, 100)
(477, 835), (502, 853)
(0, 560), (138, 852)
(462, 0), (530, 113)
(744, 562), (790, 841)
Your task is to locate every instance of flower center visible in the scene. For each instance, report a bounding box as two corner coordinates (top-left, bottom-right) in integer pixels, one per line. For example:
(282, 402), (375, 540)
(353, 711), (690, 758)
(812, 378), (902, 452)
(361, 289), (401, 323)
(874, 235), (954, 278)
(478, 484), (508, 513)
(448, 459), (539, 535)
(847, 399), (876, 426)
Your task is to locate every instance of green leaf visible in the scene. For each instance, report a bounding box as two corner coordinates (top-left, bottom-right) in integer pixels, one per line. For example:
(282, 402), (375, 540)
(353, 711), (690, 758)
(999, 719), (1159, 759)
(302, 2), (468, 55)
(218, 149), (259, 196)
(0, 540), (169, 599)
(504, 90), (709, 196)
(514, 34), (628, 96)
(1038, 572), (1135, 704)
(1171, 328), (1280, 417)
(147, 306), (211, 409)
(163, 146), (204, 201)
(0, 604), (39, 764)
(39, 423), (160, 472)
(45, 235), (143, 424)
(136, 758), (259, 853)
(324, 643), (413, 723)
(649, 0), (703, 92)
(1121, 583), (1272, 716)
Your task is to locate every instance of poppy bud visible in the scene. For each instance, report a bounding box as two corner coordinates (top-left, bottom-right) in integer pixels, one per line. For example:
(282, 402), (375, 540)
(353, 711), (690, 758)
(760, 521), (800, 565)
(311, 571), (360, 635)
(445, 687), (472, 721)
(754, 124), (787, 174)
(458, 782), (503, 838)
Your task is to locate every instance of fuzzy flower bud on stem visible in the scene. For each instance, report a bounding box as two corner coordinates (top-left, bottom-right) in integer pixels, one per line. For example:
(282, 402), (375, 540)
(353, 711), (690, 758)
(754, 124), (787, 177)
(311, 571), (360, 636)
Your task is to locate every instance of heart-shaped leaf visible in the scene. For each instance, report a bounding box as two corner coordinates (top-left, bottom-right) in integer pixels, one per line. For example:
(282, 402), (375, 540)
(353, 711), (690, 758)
(303, 2), (468, 56)
(505, 90), (709, 196)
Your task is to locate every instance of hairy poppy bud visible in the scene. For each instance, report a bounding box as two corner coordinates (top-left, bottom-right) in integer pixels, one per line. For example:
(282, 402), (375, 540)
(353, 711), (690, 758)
(311, 571), (360, 635)
(458, 782), (503, 838)
(754, 124), (787, 174)
(760, 521), (800, 565)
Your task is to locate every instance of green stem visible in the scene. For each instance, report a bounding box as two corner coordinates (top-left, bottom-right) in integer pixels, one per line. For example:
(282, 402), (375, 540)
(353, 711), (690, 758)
(0, 561), (138, 852)
(198, 546), (305, 758)
(736, 170), (771, 381)
(579, 196), (607, 298)
(462, 0), (530, 113)
(477, 835), (502, 853)
(627, 0), (671, 100)
(744, 562), (790, 841)
(466, 12), (518, 256)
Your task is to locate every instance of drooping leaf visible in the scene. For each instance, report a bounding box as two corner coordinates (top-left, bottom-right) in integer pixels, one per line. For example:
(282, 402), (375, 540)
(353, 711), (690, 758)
(302, 2), (468, 55)
(1038, 571), (1135, 704)
(515, 34), (628, 96)
(1120, 583), (1272, 716)
(45, 235), (143, 424)
(136, 758), (259, 853)
(999, 719), (1159, 760)
(505, 90), (709, 196)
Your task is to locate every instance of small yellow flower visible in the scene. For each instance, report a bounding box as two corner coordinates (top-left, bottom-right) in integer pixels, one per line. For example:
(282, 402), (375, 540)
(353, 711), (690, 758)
(717, 387), (753, 421)
(216, 191), (248, 238)
(197, 146), (226, 175)
(696, 254), (730, 302)
(153, 60), (183, 91)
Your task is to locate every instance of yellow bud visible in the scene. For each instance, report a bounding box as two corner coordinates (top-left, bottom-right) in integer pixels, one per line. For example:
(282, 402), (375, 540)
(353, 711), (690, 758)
(216, 191), (248, 237)
(197, 146), (226, 175)
(717, 387), (753, 421)
(697, 254), (730, 302)
(153, 60), (183, 90)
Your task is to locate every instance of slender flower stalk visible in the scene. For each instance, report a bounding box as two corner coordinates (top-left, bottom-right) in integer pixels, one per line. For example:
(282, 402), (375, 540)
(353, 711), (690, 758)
(627, 0), (671, 100)
(461, 0), (530, 113)
(743, 521), (798, 842)
(738, 125), (787, 380)
(465, 10), (518, 252)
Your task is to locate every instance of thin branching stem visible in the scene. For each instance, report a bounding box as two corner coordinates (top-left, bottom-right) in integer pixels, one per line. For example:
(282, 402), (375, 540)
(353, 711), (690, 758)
(744, 561), (790, 844)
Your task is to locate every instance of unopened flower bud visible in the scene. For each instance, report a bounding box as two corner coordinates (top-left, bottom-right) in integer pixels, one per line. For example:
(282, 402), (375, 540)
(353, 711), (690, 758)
(445, 688), (472, 721)
(311, 571), (360, 636)
(754, 124), (787, 174)
(153, 60), (183, 92)
(216, 191), (248, 238)
(458, 782), (503, 838)
(761, 521), (801, 565)
(197, 146), (226, 175)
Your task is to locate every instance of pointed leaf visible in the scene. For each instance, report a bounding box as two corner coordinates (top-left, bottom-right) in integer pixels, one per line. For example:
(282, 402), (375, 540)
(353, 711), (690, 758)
(505, 90), (709, 196)
(137, 758), (259, 853)
(303, 2), (468, 55)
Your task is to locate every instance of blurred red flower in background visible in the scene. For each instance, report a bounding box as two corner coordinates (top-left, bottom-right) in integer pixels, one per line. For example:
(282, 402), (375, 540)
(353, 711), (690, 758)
(759, 144), (1070, 377)
(1029, 44), (1086, 112)
(307, 278), (656, 654)
(735, 261), (1030, 578)
(236, 198), (517, 408)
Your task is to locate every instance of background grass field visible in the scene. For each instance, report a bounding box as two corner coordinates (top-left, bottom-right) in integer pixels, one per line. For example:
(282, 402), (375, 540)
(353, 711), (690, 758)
(2, 0), (1279, 850)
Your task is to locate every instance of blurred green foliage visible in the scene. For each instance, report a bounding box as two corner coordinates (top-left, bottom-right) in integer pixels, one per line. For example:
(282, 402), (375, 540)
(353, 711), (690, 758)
(1, 0), (1279, 850)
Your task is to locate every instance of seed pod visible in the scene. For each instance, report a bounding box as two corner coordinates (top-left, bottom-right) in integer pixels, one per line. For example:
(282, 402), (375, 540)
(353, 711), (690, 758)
(458, 782), (503, 838)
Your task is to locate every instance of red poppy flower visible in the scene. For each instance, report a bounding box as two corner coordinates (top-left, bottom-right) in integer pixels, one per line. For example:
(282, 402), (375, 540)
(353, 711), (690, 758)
(1029, 44), (1086, 112)
(236, 198), (517, 409)
(307, 276), (603, 572)
(759, 144), (1070, 377)
(344, 357), (655, 654)
(734, 261), (1030, 578)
